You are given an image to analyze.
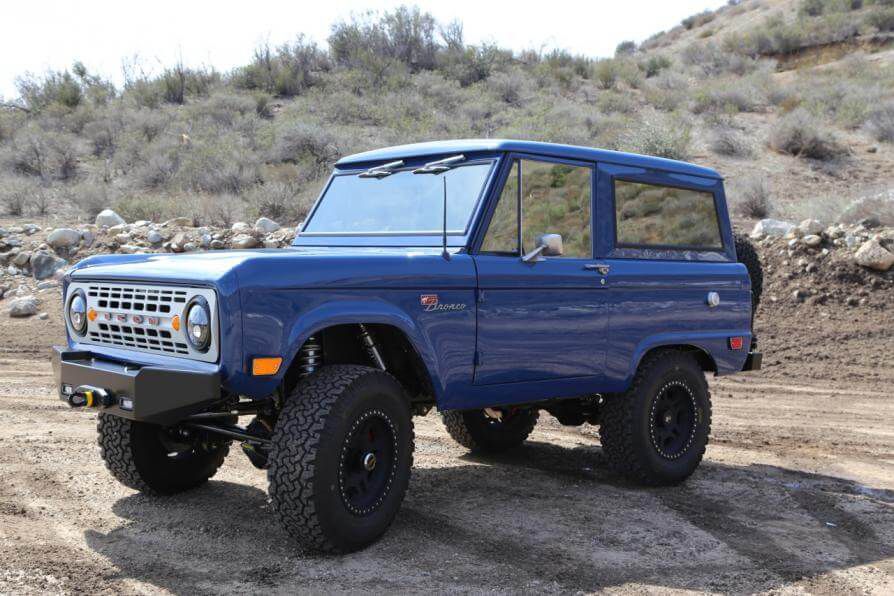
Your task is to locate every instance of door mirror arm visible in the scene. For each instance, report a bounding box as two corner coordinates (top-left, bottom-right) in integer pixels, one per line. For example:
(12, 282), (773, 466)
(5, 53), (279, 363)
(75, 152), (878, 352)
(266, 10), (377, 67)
(522, 233), (563, 263)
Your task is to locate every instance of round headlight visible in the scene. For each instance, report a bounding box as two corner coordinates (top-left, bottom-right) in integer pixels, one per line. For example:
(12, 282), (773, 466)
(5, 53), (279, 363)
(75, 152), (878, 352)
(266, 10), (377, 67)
(68, 291), (87, 336)
(185, 298), (211, 351)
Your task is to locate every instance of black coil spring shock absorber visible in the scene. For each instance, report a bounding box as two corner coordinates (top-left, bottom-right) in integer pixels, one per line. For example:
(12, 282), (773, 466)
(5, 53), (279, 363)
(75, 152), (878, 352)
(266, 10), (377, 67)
(297, 335), (322, 378)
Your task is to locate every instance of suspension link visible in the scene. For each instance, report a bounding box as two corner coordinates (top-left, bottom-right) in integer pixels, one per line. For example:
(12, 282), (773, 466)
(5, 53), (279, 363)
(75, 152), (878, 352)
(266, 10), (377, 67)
(358, 324), (386, 371)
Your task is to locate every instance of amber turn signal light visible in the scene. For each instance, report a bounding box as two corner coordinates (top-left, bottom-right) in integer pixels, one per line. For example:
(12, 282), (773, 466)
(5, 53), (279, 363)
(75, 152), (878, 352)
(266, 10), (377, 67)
(252, 357), (282, 376)
(87, 308), (97, 322)
(171, 315), (180, 331)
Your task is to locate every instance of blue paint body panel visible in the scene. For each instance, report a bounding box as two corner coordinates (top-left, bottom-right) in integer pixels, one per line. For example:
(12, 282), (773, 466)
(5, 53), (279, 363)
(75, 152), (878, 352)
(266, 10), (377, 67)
(64, 140), (754, 412)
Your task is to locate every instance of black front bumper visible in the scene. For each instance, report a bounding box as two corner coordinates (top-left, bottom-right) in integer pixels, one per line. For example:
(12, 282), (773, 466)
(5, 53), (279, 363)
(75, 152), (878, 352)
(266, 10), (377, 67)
(51, 346), (221, 425)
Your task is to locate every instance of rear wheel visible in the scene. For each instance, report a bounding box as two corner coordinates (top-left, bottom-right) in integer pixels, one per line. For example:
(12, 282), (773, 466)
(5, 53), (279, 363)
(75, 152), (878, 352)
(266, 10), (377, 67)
(268, 365), (414, 553)
(442, 408), (539, 453)
(97, 413), (229, 495)
(599, 351), (711, 486)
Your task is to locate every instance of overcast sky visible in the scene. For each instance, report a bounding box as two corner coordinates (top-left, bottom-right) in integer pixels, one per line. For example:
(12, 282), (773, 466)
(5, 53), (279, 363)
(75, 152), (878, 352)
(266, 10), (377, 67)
(1, 0), (727, 99)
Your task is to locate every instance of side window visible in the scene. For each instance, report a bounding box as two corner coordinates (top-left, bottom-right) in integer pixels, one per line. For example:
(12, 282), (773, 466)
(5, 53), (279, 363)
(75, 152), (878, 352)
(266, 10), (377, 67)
(520, 160), (591, 258)
(614, 180), (722, 249)
(481, 159), (592, 258)
(480, 162), (519, 254)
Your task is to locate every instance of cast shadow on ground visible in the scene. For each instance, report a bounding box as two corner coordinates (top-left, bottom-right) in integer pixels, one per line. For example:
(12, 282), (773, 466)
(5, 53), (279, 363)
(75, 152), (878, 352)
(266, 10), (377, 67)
(85, 440), (893, 594)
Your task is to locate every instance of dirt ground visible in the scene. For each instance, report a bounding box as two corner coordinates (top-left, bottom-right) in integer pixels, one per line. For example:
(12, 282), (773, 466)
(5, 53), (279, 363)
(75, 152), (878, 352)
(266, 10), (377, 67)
(0, 288), (892, 594)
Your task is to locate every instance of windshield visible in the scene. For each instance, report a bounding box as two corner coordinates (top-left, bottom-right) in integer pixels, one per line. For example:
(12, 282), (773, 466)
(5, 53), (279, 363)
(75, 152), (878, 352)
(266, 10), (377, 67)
(301, 162), (494, 236)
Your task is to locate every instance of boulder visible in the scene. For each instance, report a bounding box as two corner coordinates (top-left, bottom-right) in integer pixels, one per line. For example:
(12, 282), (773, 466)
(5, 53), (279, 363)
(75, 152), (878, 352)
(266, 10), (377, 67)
(803, 234), (822, 248)
(8, 295), (39, 317)
(231, 234), (259, 249)
(95, 209), (125, 227)
(22, 223), (41, 236)
(255, 217), (281, 234)
(854, 238), (894, 271)
(798, 219), (824, 236)
(163, 217), (193, 227)
(80, 229), (95, 248)
(751, 219), (795, 239)
(210, 239), (226, 250)
(12, 251), (31, 268)
(118, 244), (142, 254)
(114, 233), (132, 245)
(30, 252), (68, 280)
(147, 230), (163, 245)
(231, 222), (251, 234)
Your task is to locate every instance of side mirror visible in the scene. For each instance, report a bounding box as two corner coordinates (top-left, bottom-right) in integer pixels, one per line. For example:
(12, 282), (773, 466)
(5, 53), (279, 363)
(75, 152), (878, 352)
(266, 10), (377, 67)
(522, 233), (564, 263)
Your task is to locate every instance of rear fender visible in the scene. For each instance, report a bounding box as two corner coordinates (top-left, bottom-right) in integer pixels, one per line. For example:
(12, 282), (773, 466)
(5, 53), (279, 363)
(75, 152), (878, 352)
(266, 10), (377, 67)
(623, 331), (751, 389)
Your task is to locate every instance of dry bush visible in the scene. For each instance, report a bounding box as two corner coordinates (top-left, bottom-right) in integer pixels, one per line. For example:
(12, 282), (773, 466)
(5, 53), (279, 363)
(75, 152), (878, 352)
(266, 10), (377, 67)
(709, 127), (755, 157)
(769, 108), (847, 160)
(2, 126), (82, 181)
(620, 114), (692, 160)
(272, 122), (340, 169)
(864, 102), (894, 142)
(488, 70), (528, 105)
(730, 175), (772, 218)
(66, 181), (114, 217)
(246, 180), (312, 223)
(0, 176), (37, 215)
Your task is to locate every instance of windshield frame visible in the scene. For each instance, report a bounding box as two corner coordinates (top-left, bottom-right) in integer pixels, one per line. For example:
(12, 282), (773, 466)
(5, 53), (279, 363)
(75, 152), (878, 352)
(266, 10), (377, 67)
(293, 153), (501, 247)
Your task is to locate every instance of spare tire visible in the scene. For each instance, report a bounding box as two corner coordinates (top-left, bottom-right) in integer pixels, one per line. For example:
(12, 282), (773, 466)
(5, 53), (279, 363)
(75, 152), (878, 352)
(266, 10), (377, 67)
(734, 233), (763, 316)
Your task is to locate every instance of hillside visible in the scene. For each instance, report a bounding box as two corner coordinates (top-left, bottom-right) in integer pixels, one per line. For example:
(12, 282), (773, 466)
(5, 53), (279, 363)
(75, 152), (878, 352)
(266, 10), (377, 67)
(0, 0), (893, 230)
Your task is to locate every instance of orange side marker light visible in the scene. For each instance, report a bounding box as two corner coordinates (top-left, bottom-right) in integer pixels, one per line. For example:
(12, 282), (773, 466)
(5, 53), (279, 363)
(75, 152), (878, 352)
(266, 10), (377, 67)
(171, 315), (181, 331)
(87, 308), (97, 322)
(252, 357), (283, 376)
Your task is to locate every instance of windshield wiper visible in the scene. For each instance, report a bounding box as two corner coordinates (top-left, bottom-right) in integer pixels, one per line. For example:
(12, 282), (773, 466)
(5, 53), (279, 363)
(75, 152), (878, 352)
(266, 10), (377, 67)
(358, 159), (405, 179)
(411, 154), (465, 175)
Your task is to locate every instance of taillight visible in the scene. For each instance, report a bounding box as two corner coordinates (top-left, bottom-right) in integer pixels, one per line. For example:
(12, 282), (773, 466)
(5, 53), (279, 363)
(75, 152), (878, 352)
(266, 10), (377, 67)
(729, 336), (745, 350)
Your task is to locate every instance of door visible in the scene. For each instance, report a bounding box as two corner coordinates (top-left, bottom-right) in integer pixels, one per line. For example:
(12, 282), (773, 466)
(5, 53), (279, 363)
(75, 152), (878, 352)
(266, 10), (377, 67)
(473, 156), (608, 385)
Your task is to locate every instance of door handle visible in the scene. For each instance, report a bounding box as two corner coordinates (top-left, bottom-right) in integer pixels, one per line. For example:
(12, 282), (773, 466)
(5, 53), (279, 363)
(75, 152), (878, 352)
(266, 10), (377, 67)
(584, 263), (611, 275)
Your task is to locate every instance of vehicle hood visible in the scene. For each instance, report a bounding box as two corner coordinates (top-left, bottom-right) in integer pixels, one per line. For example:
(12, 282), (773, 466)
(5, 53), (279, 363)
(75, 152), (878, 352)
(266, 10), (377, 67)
(68, 247), (475, 291)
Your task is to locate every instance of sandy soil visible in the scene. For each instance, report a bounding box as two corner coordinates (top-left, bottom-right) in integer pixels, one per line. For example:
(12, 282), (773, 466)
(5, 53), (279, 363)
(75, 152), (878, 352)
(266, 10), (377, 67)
(0, 286), (893, 594)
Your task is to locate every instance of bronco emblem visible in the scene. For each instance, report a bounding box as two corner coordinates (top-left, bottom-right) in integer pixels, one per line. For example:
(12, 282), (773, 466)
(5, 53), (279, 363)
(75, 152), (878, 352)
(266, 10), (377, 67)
(420, 294), (466, 312)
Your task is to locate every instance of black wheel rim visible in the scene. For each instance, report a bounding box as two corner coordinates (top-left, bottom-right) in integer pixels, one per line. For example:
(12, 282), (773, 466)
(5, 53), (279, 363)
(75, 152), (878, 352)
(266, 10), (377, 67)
(339, 410), (397, 516)
(649, 381), (698, 460)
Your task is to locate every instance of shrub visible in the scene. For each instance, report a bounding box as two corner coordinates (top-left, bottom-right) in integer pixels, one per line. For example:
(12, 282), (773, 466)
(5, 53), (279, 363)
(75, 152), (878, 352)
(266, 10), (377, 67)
(709, 127), (754, 157)
(640, 54), (672, 78)
(329, 7), (439, 72)
(113, 193), (178, 222)
(731, 175), (772, 218)
(3, 126), (81, 181)
(15, 70), (82, 111)
(691, 78), (764, 114)
(246, 180), (310, 223)
(488, 70), (527, 105)
(682, 10), (716, 30)
(592, 59), (621, 90)
(615, 40), (637, 56)
(769, 108), (847, 160)
(158, 62), (219, 105)
(0, 177), (37, 215)
(864, 102), (894, 142)
(620, 114), (692, 160)
(272, 122), (340, 170)
(67, 180), (113, 217)
(198, 193), (246, 227)
(233, 36), (329, 97)
(866, 7), (894, 30)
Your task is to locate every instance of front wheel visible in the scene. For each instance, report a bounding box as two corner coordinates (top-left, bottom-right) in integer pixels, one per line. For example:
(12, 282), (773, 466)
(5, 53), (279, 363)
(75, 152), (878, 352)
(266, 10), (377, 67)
(599, 351), (711, 486)
(268, 365), (414, 553)
(97, 413), (229, 495)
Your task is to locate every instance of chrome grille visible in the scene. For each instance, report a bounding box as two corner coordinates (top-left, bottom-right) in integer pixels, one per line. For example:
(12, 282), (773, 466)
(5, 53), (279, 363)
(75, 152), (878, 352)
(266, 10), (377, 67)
(66, 281), (219, 363)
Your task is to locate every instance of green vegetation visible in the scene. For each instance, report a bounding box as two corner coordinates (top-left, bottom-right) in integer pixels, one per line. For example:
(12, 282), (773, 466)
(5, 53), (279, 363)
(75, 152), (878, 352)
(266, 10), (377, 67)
(1, 2), (893, 226)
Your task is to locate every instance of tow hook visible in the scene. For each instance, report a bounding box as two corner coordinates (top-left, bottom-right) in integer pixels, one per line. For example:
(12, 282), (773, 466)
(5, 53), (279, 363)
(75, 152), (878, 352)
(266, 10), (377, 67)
(66, 385), (113, 408)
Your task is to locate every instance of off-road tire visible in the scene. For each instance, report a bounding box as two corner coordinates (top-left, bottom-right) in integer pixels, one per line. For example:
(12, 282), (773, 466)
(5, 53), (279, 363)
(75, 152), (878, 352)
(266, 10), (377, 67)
(441, 408), (539, 453)
(599, 350), (711, 486)
(97, 413), (229, 495)
(734, 233), (763, 315)
(268, 365), (414, 553)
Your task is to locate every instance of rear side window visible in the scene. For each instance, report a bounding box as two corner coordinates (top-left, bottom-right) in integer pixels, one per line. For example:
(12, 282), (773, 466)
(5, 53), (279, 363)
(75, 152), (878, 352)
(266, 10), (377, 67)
(614, 180), (722, 249)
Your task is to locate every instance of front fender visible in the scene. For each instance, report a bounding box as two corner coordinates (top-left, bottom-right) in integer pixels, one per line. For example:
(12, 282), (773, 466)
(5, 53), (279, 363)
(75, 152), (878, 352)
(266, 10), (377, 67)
(233, 294), (444, 401)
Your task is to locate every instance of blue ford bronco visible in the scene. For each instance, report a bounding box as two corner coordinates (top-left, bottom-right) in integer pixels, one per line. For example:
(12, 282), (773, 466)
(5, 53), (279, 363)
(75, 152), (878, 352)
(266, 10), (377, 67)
(53, 140), (762, 553)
